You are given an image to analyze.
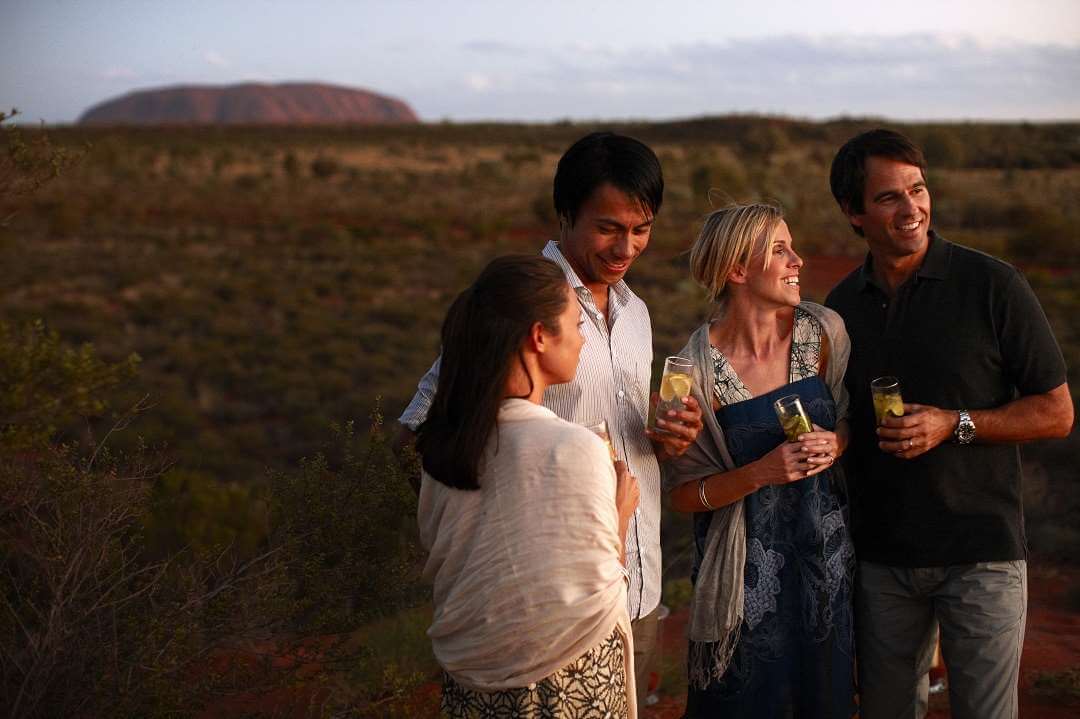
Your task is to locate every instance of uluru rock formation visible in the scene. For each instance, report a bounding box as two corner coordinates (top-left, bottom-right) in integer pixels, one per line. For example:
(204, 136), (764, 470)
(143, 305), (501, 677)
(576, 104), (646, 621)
(78, 82), (419, 125)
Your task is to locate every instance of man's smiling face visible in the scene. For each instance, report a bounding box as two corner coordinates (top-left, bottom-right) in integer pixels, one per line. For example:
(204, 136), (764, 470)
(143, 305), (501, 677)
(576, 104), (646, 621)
(559, 183), (654, 293)
(847, 155), (932, 261)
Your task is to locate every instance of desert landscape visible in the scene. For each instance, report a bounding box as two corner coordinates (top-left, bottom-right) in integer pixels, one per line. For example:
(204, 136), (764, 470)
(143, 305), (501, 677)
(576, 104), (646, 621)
(2, 112), (1078, 716)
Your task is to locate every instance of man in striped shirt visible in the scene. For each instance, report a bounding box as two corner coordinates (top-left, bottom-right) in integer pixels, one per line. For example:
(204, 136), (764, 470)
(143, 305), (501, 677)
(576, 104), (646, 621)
(398, 131), (703, 705)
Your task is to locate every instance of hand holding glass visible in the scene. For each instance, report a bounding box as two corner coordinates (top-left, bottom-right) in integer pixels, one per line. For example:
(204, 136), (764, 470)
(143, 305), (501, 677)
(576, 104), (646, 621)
(871, 376), (905, 426)
(651, 356), (694, 433)
(773, 394), (813, 442)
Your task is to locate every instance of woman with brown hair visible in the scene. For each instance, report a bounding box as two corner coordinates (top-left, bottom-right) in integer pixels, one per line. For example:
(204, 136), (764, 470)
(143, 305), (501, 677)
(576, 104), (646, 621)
(665, 204), (856, 717)
(416, 254), (640, 717)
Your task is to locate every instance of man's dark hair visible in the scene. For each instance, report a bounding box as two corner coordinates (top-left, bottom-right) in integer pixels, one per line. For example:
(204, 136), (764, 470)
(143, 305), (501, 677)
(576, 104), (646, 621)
(830, 129), (928, 235)
(553, 131), (664, 226)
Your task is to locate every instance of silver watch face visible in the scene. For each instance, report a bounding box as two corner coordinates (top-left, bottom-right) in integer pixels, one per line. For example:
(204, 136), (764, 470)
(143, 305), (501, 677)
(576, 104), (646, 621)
(956, 415), (976, 444)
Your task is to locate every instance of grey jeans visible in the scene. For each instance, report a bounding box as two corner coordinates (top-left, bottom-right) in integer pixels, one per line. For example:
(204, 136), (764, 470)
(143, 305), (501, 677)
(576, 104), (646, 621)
(631, 605), (660, 708)
(855, 560), (1027, 719)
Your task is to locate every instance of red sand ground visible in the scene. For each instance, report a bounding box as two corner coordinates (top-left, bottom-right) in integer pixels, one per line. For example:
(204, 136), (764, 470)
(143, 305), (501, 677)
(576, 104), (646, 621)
(643, 566), (1080, 719)
(241, 564), (1074, 717)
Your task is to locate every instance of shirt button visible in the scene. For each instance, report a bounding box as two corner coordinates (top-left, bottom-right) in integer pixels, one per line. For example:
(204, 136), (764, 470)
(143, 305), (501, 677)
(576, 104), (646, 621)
(617, 390), (625, 399)
(595, 312), (602, 320)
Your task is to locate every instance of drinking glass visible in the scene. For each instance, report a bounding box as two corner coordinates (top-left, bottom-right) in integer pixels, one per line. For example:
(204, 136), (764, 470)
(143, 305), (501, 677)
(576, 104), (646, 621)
(584, 419), (617, 463)
(773, 394), (813, 442)
(651, 356), (694, 433)
(870, 376), (905, 425)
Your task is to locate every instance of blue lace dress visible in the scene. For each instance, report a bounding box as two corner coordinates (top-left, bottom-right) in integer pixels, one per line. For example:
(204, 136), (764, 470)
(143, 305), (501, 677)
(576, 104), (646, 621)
(686, 308), (856, 718)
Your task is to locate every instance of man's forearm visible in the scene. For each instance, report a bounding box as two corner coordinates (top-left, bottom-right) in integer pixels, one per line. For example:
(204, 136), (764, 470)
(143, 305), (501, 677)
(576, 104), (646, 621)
(969, 382), (1073, 443)
(879, 383), (1073, 458)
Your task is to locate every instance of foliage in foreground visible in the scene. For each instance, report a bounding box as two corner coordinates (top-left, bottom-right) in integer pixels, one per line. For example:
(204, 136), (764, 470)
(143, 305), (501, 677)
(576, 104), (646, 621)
(0, 320), (424, 718)
(0, 108), (81, 226)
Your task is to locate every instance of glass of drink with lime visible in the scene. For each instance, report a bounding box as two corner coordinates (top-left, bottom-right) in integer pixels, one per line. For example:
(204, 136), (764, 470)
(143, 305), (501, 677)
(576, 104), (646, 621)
(773, 394), (813, 442)
(651, 356), (694, 433)
(870, 376), (905, 426)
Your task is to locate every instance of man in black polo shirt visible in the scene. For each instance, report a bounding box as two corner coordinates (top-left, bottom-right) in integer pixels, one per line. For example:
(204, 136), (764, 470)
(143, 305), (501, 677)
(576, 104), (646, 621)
(825, 129), (1073, 719)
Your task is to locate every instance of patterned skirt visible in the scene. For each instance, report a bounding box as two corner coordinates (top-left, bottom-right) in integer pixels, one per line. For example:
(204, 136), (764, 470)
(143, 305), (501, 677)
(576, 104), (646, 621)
(440, 628), (628, 718)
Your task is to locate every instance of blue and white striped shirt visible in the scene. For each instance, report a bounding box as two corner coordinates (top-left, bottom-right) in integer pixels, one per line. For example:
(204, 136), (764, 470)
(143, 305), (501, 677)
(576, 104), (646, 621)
(399, 241), (662, 621)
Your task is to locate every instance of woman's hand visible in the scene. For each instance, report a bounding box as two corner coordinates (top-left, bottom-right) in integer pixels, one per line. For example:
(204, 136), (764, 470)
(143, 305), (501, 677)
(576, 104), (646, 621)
(667, 424), (843, 513)
(613, 461), (639, 565)
(614, 460), (639, 522)
(755, 434), (833, 486)
(798, 424), (841, 471)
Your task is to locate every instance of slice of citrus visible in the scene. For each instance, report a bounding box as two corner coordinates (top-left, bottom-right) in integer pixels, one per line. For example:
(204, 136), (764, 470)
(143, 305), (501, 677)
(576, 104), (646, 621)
(660, 372), (692, 402)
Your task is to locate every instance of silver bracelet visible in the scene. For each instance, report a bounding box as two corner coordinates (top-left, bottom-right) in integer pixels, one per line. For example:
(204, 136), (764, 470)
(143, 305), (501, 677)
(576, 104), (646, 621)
(699, 477), (715, 510)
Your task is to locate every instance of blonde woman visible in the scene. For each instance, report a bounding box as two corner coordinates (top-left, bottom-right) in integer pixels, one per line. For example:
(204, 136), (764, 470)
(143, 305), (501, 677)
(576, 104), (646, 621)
(665, 204), (856, 717)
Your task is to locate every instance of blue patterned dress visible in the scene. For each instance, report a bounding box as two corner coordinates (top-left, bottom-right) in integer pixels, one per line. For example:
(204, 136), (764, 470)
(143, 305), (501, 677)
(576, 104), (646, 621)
(686, 308), (856, 718)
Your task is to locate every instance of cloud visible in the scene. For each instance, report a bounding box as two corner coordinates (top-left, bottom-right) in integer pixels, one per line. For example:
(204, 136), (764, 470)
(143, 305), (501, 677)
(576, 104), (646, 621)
(203, 50), (230, 68)
(462, 40), (528, 56)
(102, 66), (137, 80)
(427, 34), (1080, 120)
(465, 73), (493, 92)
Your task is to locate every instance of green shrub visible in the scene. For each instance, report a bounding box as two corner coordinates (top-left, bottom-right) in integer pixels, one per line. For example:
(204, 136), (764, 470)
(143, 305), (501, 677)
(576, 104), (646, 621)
(0, 319), (140, 452)
(663, 577), (694, 611)
(0, 109), (81, 226)
(921, 128), (967, 167)
(268, 409), (423, 633)
(145, 468), (268, 558)
(1006, 203), (1076, 265)
(282, 151), (300, 178)
(311, 156), (340, 179)
(0, 321), (426, 716)
(1032, 666), (1080, 699)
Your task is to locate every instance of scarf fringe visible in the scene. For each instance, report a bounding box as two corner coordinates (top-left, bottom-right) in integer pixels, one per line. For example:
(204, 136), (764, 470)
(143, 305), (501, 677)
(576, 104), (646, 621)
(687, 624), (741, 690)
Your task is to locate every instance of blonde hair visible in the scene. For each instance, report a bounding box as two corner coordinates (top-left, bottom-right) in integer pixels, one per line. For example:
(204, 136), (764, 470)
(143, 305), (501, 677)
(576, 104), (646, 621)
(689, 202), (784, 304)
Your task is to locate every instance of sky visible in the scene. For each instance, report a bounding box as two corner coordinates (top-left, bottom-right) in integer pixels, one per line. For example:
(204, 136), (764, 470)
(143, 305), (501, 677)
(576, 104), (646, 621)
(3, 0), (1080, 124)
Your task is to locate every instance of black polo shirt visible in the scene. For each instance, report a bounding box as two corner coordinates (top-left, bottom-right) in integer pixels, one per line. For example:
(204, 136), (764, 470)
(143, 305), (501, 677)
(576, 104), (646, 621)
(825, 233), (1067, 566)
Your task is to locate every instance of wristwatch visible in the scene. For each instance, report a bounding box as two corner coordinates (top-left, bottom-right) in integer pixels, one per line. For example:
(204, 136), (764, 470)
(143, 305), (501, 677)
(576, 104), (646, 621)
(954, 409), (976, 444)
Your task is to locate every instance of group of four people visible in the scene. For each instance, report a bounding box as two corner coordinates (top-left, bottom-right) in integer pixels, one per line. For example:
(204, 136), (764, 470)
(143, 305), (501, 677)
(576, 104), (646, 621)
(397, 128), (1073, 718)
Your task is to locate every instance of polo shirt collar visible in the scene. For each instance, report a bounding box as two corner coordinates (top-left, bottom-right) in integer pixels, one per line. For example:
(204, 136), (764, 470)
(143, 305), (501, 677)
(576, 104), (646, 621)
(916, 231), (949, 280)
(856, 230), (949, 293)
(542, 240), (631, 304)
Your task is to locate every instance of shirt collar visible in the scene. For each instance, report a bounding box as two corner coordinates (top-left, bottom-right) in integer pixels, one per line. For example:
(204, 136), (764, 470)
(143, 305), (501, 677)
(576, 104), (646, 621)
(541, 241), (631, 304)
(916, 231), (949, 280)
(856, 230), (949, 293)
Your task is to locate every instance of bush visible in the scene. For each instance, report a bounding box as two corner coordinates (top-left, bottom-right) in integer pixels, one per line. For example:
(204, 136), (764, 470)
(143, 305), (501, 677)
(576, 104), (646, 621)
(1006, 203), (1077, 266)
(0, 109), (81, 226)
(0, 322), (425, 717)
(663, 577), (694, 611)
(282, 151), (300, 178)
(921, 128), (966, 167)
(690, 158), (749, 206)
(0, 319), (140, 452)
(268, 409), (423, 633)
(0, 439), (192, 717)
(310, 156), (340, 179)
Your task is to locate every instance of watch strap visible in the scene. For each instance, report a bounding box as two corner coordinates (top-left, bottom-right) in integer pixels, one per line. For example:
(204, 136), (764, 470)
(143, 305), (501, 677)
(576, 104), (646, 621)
(955, 409), (976, 444)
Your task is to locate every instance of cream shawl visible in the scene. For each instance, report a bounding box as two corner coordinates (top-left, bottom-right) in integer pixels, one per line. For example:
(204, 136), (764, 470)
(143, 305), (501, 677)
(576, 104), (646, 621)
(419, 399), (635, 714)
